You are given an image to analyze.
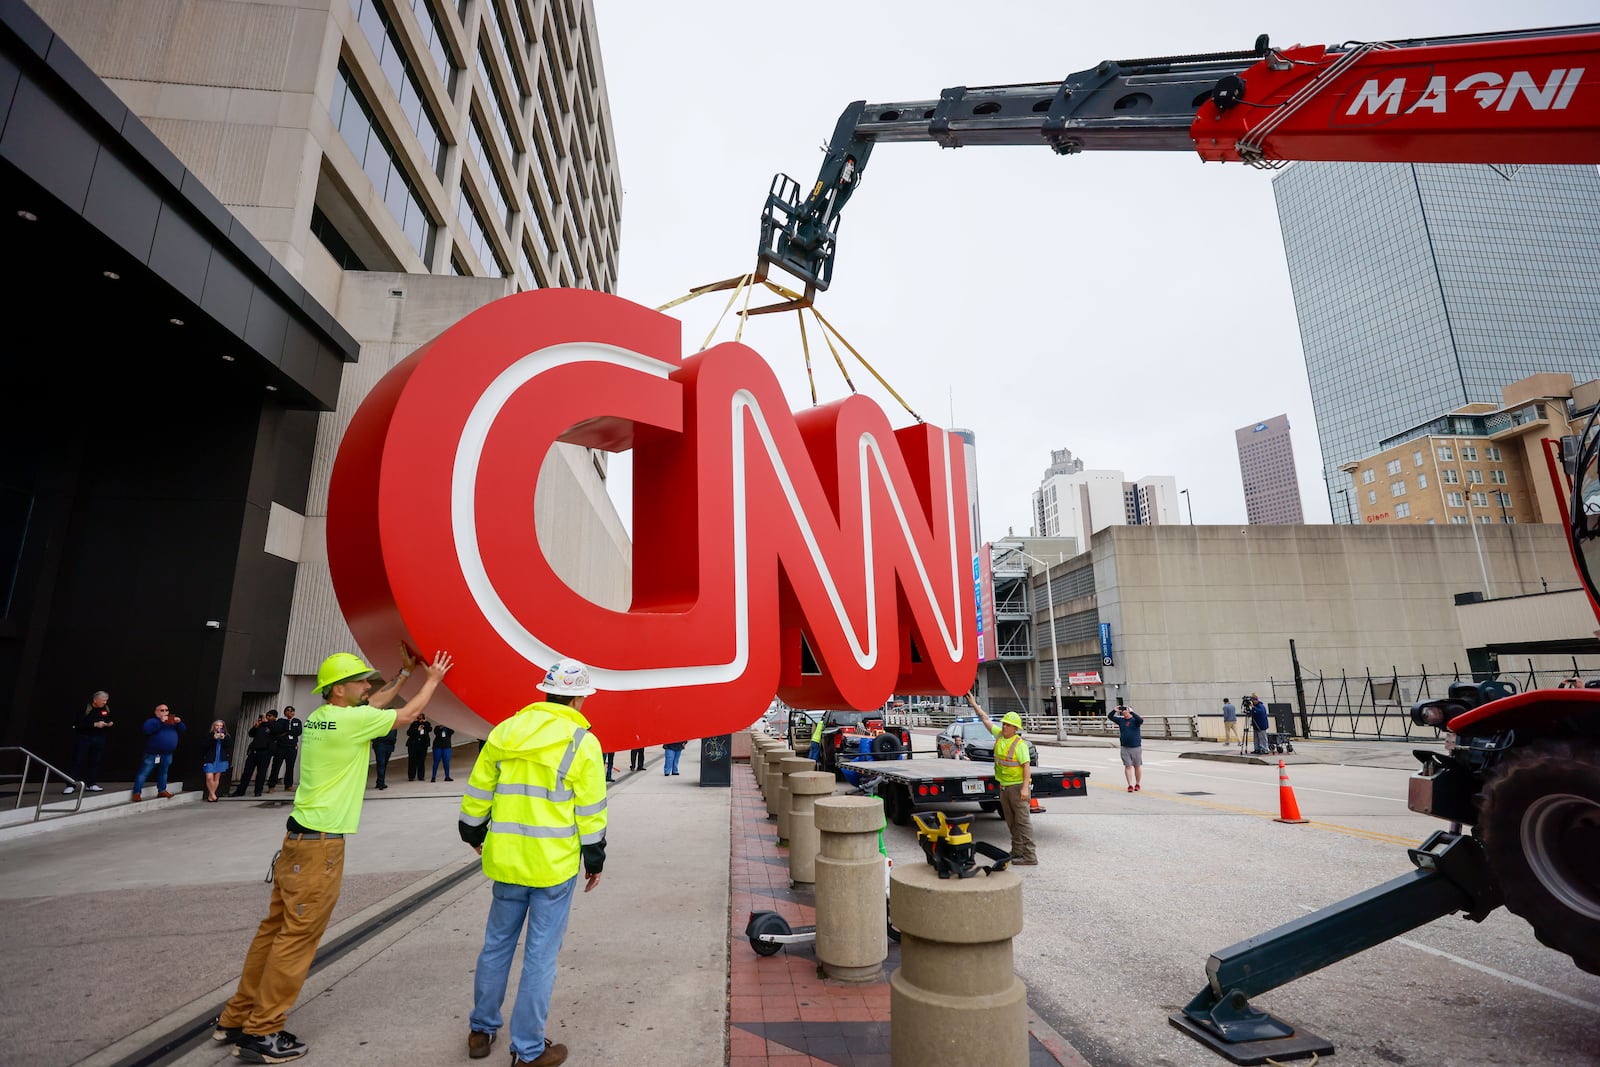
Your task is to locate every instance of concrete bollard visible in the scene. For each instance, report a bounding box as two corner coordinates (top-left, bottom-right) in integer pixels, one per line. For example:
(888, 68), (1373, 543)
(775, 756), (813, 846)
(764, 749), (793, 818)
(814, 795), (887, 981)
(752, 738), (774, 789)
(786, 771), (834, 885)
(889, 863), (1027, 1066)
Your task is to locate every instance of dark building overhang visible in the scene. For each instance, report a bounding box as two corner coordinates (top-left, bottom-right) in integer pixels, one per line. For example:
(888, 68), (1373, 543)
(0, 0), (358, 411)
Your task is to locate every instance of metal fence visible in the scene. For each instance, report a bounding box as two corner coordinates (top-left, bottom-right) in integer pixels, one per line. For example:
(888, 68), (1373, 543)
(1290, 659), (1597, 741)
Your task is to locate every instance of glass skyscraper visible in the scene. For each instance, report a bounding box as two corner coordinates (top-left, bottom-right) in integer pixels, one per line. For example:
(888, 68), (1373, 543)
(1273, 163), (1600, 520)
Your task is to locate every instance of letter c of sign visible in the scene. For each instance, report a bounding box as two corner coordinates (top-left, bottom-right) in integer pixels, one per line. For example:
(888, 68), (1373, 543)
(327, 290), (977, 748)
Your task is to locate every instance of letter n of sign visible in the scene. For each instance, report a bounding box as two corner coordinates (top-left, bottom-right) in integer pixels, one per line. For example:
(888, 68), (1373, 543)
(327, 290), (977, 747)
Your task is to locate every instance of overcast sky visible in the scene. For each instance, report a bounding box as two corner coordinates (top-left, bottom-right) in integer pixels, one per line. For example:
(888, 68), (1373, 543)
(589, 0), (1595, 543)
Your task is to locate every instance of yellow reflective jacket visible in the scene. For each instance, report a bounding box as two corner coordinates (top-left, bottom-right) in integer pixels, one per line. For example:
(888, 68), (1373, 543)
(459, 701), (607, 888)
(990, 726), (1031, 786)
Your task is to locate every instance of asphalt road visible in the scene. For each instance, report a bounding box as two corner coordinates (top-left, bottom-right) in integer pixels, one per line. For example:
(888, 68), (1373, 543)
(877, 735), (1600, 1067)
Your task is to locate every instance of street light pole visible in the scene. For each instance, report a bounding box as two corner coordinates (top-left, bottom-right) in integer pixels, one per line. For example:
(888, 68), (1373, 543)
(1338, 488), (1354, 525)
(1018, 550), (1064, 741)
(1179, 488), (1194, 525)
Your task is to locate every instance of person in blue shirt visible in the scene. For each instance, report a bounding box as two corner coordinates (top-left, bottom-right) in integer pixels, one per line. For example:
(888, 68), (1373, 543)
(132, 704), (186, 801)
(1107, 701), (1144, 793)
(1248, 695), (1271, 754)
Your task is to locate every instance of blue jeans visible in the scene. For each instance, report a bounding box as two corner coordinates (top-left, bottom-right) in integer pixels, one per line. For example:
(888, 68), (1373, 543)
(132, 753), (170, 794)
(432, 747), (452, 779)
(663, 747), (682, 774)
(471, 877), (577, 1059)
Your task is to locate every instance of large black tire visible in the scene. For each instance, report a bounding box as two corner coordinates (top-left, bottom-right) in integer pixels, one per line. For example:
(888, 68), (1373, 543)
(1478, 739), (1600, 975)
(885, 783), (914, 826)
(871, 734), (905, 759)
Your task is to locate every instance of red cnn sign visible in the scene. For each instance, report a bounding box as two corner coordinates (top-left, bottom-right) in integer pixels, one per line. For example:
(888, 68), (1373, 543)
(327, 290), (977, 748)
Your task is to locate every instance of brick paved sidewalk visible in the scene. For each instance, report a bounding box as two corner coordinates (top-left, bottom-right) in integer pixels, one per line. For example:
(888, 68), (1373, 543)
(725, 759), (1081, 1066)
(727, 766), (893, 1067)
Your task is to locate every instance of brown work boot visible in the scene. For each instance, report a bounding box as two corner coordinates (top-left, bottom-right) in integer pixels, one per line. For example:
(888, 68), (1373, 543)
(467, 1030), (495, 1059)
(513, 1039), (568, 1066)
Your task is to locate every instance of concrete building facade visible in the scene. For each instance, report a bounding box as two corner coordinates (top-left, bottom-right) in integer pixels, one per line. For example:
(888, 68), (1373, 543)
(1021, 523), (1595, 722)
(3, 0), (628, 773)
(1341, 373), (1597, 529)
(1272, 162), (1600, 521)
(1236, 414), (1304, 525)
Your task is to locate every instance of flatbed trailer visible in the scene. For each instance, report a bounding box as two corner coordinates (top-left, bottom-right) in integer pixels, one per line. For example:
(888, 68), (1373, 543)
(843, 756), (1091, 825)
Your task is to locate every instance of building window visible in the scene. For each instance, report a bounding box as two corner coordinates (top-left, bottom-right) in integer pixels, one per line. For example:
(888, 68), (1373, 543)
(477, 41), (522, 156)
(1461, 445), (1478, 461)
(1438, 446), (1454, 462)
(1367, 489), (1377, 505)
(347, 0), (447, 177)
(1497, 492), (1513, 508)
(1451, 515), (1467, 524)
(331, 59), (436, 261)
(1395, 502), (1411, 518)
(1447, 492), (1464, 507)
(1390, 480), (1407, 498)
(1490, 469), (1507, 485)
(310, 204), (368, 270)
(1417, 473), (1428, 489)
(1471, 491), (1488, 507)
(1386, 459), (1403, 476)
(1477, 515), (1493, 524)
(1412, 450), (1424, 466)
(1502, 515), (1516, 524)
(1486, 446), (1503, 462)
(466, 113), (514, 229)
(456, 181), (507, 276)
(1467, 469), (1483, 484)
(1442, 469), (1460, 484)
(1361, 469), (1376, 485)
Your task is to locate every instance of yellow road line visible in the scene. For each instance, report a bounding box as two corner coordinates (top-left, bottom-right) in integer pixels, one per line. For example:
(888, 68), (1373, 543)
(1089, 780), (1420, 847)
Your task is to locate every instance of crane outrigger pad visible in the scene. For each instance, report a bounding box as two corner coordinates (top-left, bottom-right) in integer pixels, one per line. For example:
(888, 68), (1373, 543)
(1166, 1012), (1333, 1065)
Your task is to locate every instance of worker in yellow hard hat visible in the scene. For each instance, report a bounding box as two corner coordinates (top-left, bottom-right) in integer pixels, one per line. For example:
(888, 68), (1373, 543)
(965, 693), (1038, 866)
(216, 643), (454, 1063)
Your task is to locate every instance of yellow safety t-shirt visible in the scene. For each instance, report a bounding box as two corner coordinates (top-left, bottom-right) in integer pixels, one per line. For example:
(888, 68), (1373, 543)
(989, 726), (1031, 787)
(290, 702), (397, 834)
(459, 700), (607, 888)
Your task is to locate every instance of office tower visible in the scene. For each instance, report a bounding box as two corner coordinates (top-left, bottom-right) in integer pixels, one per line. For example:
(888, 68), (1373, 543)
(1032, 452), (1176, 546)
(2, 0), (625, 758)
(1236, 414), (1305, 525)
(1273, 163), (1600, 521)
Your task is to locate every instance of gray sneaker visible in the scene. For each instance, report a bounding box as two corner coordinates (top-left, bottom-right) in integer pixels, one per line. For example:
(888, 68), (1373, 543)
(232, 1030), (306, 1063)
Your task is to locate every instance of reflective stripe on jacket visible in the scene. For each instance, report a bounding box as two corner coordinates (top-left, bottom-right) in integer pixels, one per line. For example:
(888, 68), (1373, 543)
(990, 727), (1030, 787)
(459, 701), (607, 887)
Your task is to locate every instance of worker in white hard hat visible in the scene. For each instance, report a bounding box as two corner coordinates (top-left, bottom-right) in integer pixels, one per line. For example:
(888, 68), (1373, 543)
(460, 658), (608, 1067)
(217, 643), (454, 1064)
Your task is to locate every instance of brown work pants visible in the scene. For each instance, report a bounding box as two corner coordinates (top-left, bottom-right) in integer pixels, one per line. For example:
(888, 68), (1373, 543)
(998, 783), (1036, 863)
(1222, 721), (1240, 743)
(220, 834), (346, 1036)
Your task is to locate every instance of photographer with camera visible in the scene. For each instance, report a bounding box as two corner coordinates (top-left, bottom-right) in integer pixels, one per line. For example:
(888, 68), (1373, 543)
(406, 712), (431, 782)
(230, 709), (279, 799)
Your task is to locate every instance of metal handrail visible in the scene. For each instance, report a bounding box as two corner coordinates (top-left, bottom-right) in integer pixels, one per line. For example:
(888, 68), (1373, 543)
(1, 746), (85, 822)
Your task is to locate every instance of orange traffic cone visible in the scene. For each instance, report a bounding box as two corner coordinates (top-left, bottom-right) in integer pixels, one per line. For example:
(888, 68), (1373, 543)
(1029, 795), (1046, 814)
(1274, 759), (1308, 824)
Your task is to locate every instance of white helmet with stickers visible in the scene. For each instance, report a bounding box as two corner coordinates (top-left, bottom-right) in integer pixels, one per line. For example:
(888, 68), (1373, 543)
(538, 658), (596, 697)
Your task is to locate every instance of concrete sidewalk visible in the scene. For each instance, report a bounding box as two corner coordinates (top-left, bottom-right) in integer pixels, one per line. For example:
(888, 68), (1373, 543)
(0, 743), (729, 1067)
(5, 732), (1120, 1067)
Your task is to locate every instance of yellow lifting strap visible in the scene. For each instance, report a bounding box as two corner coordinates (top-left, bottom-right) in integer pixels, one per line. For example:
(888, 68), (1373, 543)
(652, 275), (924, 424)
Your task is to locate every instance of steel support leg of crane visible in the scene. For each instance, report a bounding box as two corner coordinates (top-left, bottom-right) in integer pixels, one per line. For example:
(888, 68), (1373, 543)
(1169, 830), (1503, 1064)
